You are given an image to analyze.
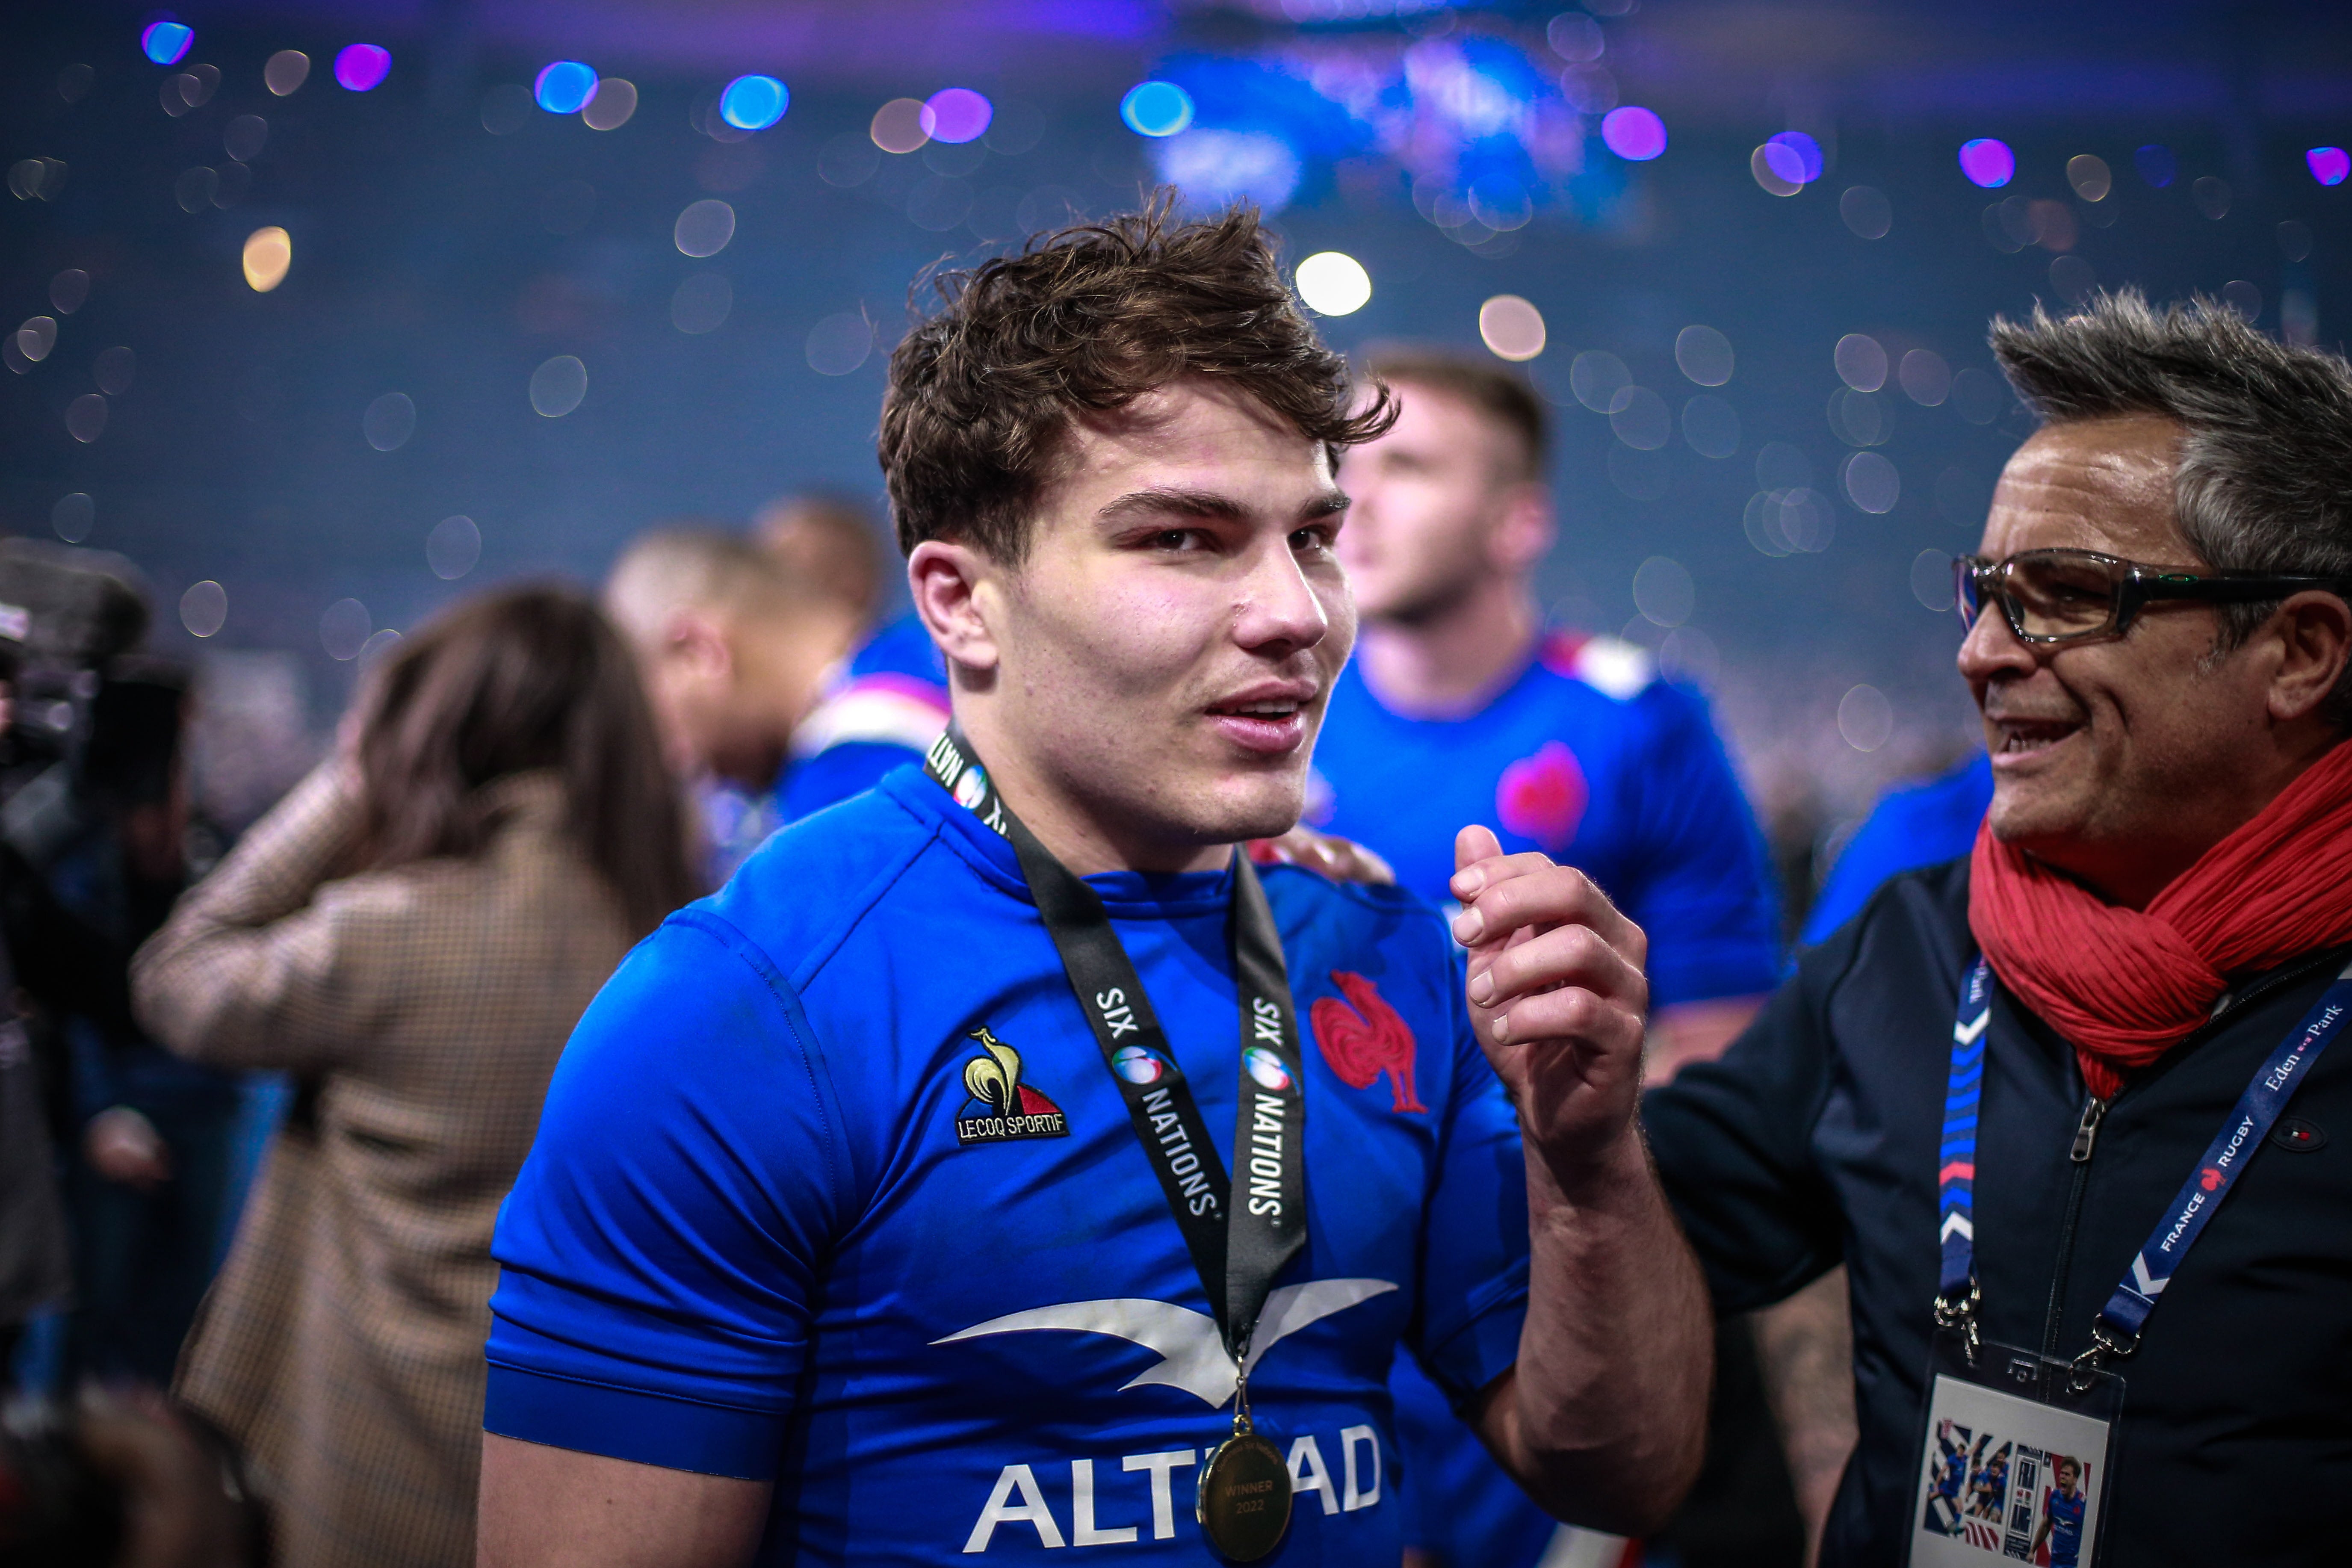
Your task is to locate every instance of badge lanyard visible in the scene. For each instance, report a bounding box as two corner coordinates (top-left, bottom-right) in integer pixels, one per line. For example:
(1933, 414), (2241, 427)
(1910, 954), (2352, 1568)
(925, 729), (1306, 1561)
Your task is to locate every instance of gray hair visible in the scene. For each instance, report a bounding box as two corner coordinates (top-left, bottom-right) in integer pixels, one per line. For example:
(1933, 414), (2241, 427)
(1990, 288), (2352, 726)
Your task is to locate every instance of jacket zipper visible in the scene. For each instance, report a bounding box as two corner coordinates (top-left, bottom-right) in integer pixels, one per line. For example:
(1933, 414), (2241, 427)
(2040, 1095), (2108, 1359)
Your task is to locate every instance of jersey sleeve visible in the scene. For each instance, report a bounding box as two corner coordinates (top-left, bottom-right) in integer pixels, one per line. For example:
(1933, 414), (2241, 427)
(1639, 939), (1847, 1316)
(1616, 685), (1784, 1008)
(485, 909), (854, 1479)
(1407, 972), (1531, 1409)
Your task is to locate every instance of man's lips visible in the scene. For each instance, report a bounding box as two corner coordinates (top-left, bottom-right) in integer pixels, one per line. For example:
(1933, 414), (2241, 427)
(1986, 712), (2085, 758)
(1204, 684), (1319, 756)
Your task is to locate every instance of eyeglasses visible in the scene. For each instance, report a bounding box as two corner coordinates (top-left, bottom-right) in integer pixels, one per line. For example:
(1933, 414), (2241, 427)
(1953, 549), (2351, 647)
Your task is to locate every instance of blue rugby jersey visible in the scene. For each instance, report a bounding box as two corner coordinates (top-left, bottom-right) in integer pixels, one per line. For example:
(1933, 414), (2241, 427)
(486, 765), (1533, 1565)
(1309, 630), (1780, 1010)
(778, 613), (951, 821)
(1799, 751), (1991, 946)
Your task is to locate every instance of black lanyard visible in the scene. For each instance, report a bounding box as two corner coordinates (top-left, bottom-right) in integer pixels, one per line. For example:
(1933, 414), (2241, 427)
(924, 727), (1307, 1363)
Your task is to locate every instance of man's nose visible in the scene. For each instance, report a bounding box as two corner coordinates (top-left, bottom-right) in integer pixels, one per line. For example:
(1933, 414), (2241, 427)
(1956, 594), (2038, 684)
(1236, 538), (1330, 656)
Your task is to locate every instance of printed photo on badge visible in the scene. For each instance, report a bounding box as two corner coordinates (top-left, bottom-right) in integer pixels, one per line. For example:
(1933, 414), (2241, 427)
(1911, 1376), (2106, 1568)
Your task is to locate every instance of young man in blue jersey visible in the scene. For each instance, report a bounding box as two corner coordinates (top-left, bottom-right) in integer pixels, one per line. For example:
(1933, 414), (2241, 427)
(1314, 351), (1784, 1568)
(477, 204), (1710, 1566)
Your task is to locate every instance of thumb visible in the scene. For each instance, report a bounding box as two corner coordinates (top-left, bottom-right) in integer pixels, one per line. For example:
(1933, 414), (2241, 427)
(1455, 823), (1502, 873)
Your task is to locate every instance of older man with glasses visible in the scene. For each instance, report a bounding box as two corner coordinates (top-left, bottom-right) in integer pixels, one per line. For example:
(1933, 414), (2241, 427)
(1643, 289), (2352, 1568)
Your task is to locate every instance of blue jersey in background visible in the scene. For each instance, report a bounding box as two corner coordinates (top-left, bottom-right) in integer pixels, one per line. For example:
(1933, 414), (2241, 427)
(1311, 628), (1780, 1568)
(1798, 751), (1991, 946)
(778, 612), (951, 821)
(487, 766), (1532, 1565)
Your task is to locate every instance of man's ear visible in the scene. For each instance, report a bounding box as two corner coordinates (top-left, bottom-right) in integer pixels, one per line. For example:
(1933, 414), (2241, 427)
(909, 539), (1003, 676)
(2266, 589), (2352, 724)
(663, 609), (734, 681)
(1489, 481), (1557, 577)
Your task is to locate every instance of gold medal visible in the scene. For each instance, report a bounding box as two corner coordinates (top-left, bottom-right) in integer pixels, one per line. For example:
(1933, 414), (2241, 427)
(1197, 1412), (1291, 1562)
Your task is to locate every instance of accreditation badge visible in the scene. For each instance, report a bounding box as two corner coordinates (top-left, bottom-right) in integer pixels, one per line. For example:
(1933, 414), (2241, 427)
(1906, 1330), (2120, 1568)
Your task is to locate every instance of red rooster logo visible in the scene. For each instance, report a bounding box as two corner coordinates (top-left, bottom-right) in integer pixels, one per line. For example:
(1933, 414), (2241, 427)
(1311, 971), (1427, 1114)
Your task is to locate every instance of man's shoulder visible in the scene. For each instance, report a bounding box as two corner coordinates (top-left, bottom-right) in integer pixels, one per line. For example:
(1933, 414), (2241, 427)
(708, 770), (957, 974)
(1531, 630), (1659, 705)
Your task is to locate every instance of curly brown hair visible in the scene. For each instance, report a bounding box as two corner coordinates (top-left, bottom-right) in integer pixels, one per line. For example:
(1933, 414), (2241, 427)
(878, 195), (1396, 562)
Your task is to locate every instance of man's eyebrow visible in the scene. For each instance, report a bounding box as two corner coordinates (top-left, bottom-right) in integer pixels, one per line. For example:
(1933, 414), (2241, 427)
(1094, 487), (1251, 524)
(1301, 489), (1350, 520)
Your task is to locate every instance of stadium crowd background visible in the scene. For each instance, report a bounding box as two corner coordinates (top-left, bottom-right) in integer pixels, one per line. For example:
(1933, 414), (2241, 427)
(3, 1), (2350, 1564)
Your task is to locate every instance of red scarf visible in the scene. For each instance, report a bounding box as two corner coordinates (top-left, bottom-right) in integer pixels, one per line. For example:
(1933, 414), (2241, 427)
(1969, 739), (2352, 1099)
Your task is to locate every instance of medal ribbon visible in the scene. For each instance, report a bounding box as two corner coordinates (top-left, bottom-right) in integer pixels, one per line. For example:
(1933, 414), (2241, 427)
(925, 728), (1308, 1365)
(1938, 953), (2352, 1355)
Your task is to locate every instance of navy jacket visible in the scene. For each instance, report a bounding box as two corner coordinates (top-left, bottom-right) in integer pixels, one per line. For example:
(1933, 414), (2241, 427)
(1646, 859), (2352, 1566)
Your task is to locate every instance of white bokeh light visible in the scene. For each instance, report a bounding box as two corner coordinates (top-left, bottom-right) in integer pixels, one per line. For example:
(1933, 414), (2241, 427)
(1294, 252), (1371, 316)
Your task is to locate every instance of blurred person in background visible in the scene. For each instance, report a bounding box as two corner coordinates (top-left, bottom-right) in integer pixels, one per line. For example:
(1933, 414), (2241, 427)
(1646, 292), (2352, 1566)
(1313, 350), (1792, 1568)
(756, 493), (954, 823)
(1799, 750), (1993, 945)
(603, 526), (863, 877)
(129, 585), (697, 1568)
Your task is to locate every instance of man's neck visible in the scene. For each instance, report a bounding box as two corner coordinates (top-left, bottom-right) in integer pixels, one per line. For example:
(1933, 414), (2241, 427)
(953, 712), (1231, 877)
(1358, 576), (1539, 718)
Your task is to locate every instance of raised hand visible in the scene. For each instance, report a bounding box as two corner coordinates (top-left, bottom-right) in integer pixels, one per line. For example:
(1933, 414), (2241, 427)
(1448, 824), (1649, 1186)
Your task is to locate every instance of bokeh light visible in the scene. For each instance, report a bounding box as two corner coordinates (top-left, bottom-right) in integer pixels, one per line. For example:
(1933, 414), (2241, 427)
(1958, 138), (2015, 188)
(1600, 106), (1667, 162)
(363, 392), (416, 451)
(50, 269), (89, 314)
(1674, 325), (1734, 386)
(1681, 396), (1740, 459)
(2192, 176), (2231, 219)
(535, 62), (599, 115)
(360, 629), (403, 663)
(530, 356), (588, 416)
(674, 198), (737, 257)
(1478, 295), (1546, 362)
(807, 313), (874, 376)
(1632, 556), (1694, 628)
(242, 226), (291, 291)
(15, 316), (55, 363)
(142, 22), (194, 66)
(1898, 348), (1951, 406)
(66, 394), (108, 443)
(320, 599), (372, 661)
(1548, 13), (1604, 62)
(2308, 147), (2351, 187)
(1834, 333), (1888, 392)
(265, 50), (309, 96)
(2135, 144), (2175, 188)
(2222, 280), (2263, 321)
(180, 581), (227, 639)
(2066, 154), (2113, 201)
(1120, 81), (1195, 139)
(1750, 145), (1802, 198)
(1295, 251), (1371, 316)
(1838, 685), (1893, 752)
(1912, 549), (1957, 612)
(1841, 451), (1900, 513)
(871, 98), (930, 154)
(225, 115), (268, 162)
(925, 88), (993, 145)
(582, 79), (637, 130)
(51, 493), (93, 543)
(334, 45), (391, 92)
(427, 516), (481, 580)
(1950, 368), (2004, 425)
(95, 346), (135, 395)
(1768, 131), (1823, 183)
(671, 273), (733, 334)
(1609, 387), (1672, 450)
(1570, 350), (1631, 412)
(1839, 186), (1891, 238)
(721, 75), (789, 132)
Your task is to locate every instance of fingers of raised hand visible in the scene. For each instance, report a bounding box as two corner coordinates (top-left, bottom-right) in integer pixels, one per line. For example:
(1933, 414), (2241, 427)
(1466, 920), (1647, 1019)
(1451, 862), (1643, 966)
(1481, 983), (1643, 1054)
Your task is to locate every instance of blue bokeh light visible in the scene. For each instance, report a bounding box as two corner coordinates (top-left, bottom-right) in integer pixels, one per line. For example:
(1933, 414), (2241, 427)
(720, 74), (789, 132)
(1958, 137), (2015, 189)
(535, 61), (599, 115)
(2135, 144), (2176, 188)
(142, 21), (194, 65)
(1121, 81), (1195, 138)
(1767, 131), (1823, 183)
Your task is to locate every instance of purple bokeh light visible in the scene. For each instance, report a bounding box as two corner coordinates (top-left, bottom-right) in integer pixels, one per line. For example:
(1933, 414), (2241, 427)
(334, 44), (392, 92)
(1600, 106), (1666, 162)
(2309, 147), (2351, 187)
(142, 21), (194, 65)
(925, 88), (993, 145)
(1759, 140), (1808, 187)
(1768, 131), (1823, 184)
(1958, 138), (2015, 189)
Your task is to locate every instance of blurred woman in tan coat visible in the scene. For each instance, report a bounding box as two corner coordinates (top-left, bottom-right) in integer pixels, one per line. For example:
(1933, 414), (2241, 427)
(132, 585), (699, 1568)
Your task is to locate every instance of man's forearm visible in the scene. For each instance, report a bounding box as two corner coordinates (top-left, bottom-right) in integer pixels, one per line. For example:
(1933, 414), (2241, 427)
(1488, 1125), (1713, 1536)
